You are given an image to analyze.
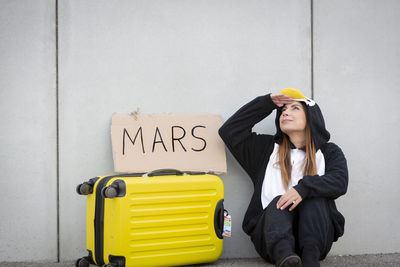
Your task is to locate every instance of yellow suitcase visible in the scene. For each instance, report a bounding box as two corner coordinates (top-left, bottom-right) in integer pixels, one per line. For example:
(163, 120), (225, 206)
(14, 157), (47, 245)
(76, 169), (225, 267)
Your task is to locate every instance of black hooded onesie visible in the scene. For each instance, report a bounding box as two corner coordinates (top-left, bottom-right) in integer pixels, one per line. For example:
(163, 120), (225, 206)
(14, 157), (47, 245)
(218, 93), (348, 264)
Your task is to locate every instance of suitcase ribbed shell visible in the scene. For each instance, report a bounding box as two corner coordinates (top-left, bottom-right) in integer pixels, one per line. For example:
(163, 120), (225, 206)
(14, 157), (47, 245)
(87, 173), (224, 267)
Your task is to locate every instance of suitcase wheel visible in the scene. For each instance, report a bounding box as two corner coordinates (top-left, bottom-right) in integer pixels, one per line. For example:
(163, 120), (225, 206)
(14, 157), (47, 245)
(101, 186), (118, 198)
(101, 180), (126, 198)
(75, 257), (90, 267)
(76, 182), (92, 195)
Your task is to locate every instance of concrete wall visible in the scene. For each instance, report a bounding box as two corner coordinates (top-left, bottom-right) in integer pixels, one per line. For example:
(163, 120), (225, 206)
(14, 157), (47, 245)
(0, 0), (57, 261)
(313, 0), (400, 255)
(58, 0), (311, 260)
(0, 0), (399, 262)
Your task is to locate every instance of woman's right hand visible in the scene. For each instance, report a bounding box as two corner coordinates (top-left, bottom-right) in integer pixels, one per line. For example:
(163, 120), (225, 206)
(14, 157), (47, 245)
(270, 94), (293, 107)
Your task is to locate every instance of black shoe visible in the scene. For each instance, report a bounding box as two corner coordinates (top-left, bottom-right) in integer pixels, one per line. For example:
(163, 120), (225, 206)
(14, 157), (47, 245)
(273, 239), (301, 267)
(277, 254), (302, 267)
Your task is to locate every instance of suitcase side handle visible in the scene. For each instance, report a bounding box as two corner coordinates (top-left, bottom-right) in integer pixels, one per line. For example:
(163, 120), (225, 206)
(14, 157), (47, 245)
(214, 199), (225, 239)
(145, 169), (185, 177)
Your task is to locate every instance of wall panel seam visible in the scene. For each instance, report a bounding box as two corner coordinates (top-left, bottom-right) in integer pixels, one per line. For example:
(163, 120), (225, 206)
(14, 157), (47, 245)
(55, 0), (60, 262)
(311, 0), (314, 99)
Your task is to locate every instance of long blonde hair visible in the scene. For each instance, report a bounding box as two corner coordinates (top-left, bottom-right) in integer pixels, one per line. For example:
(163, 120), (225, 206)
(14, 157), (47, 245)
(277, 105), (317, 190)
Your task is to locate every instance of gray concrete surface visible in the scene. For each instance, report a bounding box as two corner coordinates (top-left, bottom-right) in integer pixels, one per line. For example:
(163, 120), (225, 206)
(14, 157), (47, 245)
(313, 0), (400, 255)
(1, 0), (400, 263)
(0, 0), (58, 261)
(1, 254), (400, 267)
(58, 0), (311, 261)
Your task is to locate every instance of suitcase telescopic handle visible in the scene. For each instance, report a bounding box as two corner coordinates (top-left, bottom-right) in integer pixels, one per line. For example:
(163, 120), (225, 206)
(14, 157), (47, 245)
(145, 169), (184, 177)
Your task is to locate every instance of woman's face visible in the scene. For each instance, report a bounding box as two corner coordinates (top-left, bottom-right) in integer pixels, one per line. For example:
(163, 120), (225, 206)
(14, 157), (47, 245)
(279, 101), (307, 135)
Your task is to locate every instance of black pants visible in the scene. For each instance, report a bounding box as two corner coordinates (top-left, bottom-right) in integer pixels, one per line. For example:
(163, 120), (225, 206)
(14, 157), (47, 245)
(250, 196), (334, 264)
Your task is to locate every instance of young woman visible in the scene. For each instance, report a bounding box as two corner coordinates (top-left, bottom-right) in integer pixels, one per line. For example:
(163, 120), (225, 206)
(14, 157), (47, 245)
(219, 88), (348, 267)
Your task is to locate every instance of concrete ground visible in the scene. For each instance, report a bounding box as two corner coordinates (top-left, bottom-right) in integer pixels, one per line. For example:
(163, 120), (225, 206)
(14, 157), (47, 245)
(1, 254), (400, 267)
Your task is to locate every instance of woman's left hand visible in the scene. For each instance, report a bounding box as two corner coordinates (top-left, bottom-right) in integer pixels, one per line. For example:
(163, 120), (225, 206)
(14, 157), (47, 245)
(277, 188), (302, 211)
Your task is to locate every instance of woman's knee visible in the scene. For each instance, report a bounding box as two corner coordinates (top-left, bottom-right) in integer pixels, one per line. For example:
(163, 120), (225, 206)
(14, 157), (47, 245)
(301, 197), (327, 206)
(269, 195), (282, 206)
(298, 197), (329, 215)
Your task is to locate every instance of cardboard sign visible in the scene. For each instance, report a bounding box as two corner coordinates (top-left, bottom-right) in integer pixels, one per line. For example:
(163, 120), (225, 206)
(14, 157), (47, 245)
(111, 113), (227, 174)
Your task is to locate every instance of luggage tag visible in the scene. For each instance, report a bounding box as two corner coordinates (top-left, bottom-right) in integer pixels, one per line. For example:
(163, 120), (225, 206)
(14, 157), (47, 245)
(223, 210), (231, 237)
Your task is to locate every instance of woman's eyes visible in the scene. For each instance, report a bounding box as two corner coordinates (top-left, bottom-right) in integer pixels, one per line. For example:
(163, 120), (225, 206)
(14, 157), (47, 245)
(282, 106), (300, 112)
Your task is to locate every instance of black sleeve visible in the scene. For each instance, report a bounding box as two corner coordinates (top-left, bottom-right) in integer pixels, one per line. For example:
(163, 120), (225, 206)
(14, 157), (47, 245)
(294, 142), (348, 199)
(218, 94), (278, 179)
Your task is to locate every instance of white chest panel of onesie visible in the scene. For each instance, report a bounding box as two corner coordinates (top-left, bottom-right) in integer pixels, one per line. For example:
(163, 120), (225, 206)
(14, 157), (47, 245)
(261, 143), (325, 209)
